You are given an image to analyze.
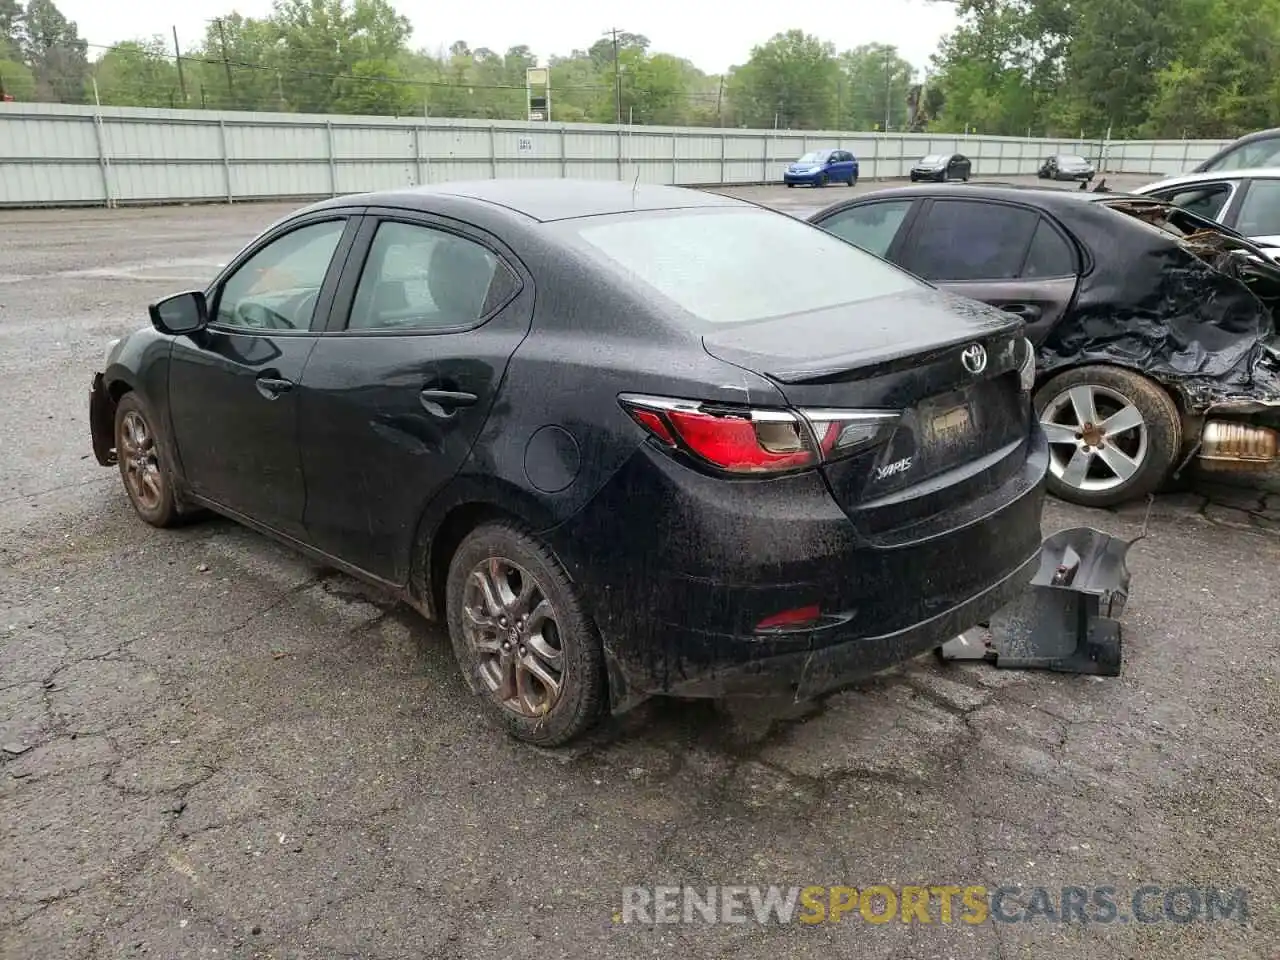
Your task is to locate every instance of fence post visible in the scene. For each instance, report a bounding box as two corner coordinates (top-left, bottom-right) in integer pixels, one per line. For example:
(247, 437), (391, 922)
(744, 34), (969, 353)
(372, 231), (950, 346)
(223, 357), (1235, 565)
(720, 131), (727, 185)
(560, 125), (567, 177)
(762, 134), (768, 183)
(218, 118), (233, 204)
(1149, 141), (1157, 176)
(872, 136), (880, 180)
(422, 117), (430, 185)
(326, 120), (337, 196)
(617, 125), (624, 181)
(90, 108), (113, 208)
(489, 123), (498, 179)
(672, 131), (678, 185)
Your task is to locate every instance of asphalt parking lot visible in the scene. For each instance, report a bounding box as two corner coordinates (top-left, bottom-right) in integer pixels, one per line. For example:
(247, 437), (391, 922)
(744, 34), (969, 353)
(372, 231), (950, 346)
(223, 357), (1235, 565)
(1, 175), (1278, 960)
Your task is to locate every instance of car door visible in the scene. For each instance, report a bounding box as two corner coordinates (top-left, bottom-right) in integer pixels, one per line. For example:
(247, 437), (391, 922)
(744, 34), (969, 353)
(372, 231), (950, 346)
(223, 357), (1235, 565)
(295, 211), (532, 583)
(835, 151), (854, 180)
(811, 198), (921, 260)
(1227, 177), (1280, 247)
(166, 213), (359, 536)
(894, 198), (1079, 344)
(953, 155), (971, 179)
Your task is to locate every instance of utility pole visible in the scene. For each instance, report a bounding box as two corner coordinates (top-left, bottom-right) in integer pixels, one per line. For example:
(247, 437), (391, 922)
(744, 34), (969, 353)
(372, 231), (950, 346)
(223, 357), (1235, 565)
(172, 26), (187, 104)
(604, 27), (623, 124)
(216, 18), (235, 106)
(715, 75), (724, 126)
(883, 48), (892, 133)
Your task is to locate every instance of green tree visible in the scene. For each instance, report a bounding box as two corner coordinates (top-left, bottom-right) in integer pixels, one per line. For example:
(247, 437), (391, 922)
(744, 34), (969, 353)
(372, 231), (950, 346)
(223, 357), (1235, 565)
(726, 30), (839, 129)
(18, 0), (87, 102)
(837, 44), (914, 131)
(0, 55), (34, 99)
(93, 38), (179, 107)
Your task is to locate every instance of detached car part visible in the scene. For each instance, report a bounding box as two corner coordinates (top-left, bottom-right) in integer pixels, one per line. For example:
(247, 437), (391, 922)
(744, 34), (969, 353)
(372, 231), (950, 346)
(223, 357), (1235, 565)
(937, 526), (1134, 676)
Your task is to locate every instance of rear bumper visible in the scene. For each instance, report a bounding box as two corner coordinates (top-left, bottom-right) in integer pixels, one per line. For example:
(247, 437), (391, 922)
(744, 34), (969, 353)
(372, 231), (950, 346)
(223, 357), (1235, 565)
(666, 545), (1040, 699)
(547, 426), (1048, 709)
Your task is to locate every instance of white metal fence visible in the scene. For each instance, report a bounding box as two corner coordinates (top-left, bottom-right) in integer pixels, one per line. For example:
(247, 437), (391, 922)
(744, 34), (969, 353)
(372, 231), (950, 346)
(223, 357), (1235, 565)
(0, 101), (1233, 208)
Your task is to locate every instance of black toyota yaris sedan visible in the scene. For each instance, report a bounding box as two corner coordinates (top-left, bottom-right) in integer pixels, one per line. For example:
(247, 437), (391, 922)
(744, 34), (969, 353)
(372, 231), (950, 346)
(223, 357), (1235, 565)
(89, 179), (1048, 745)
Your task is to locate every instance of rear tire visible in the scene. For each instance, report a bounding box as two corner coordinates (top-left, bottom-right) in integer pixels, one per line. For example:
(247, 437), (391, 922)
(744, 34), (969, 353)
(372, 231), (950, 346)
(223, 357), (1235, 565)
(786, 182), (795, 188)
(816, 174), (827, 187)
(1033, 366), (1182, 508)
(445, 522), (606, 746)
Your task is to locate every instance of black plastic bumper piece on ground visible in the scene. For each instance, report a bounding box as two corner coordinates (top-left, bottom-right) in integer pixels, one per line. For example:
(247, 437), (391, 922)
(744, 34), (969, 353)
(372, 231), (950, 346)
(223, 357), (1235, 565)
(937, 526), (1133, 676)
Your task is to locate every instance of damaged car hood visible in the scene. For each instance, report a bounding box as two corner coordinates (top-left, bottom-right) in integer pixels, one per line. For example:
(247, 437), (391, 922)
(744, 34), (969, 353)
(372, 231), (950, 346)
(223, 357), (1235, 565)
(1038, 197), (1280, 411)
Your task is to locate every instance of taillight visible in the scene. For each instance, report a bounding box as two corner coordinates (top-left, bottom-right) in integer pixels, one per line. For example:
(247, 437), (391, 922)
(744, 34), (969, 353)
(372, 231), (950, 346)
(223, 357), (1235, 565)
(619, 395), (899, 475)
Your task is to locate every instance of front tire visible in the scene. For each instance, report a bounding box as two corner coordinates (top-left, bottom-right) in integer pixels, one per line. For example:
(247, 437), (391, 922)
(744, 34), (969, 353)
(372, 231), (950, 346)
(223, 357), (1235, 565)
(1033, 366), (1182, 508)
(445, 522), (606, 746)
(114, 392), (181, 528)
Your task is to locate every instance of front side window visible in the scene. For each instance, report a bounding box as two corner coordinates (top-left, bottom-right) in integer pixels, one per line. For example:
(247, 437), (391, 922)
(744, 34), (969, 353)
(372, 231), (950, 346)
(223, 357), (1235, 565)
(347, 221), (517, 332)
(1235, 179), (1280, 236)
(215, 220), (346, 331)
(905, 200), (1039, 282)
(567, 208), (922, 325)
(819, 200), (914, 257)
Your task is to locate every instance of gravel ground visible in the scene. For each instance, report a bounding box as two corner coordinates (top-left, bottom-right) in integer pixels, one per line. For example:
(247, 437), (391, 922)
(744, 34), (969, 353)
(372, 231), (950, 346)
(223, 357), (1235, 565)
(0, 176), (1277, 960)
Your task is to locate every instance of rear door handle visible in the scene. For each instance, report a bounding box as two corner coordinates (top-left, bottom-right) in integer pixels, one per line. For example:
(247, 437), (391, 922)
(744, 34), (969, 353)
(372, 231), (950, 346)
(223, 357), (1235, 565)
(419, 388), (478, 416)
(255, 375), (294, 399)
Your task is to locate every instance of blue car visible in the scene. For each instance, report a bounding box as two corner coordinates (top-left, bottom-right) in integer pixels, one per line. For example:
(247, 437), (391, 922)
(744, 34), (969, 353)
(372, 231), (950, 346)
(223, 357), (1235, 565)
(783, 149), (859, 187)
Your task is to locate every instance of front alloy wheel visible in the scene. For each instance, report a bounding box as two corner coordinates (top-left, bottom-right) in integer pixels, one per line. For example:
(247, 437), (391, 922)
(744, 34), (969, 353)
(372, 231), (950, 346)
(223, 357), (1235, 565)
(1034, 366), (1181, 507)
(114, 392), (181, 527)
(446, 522), (605, 745)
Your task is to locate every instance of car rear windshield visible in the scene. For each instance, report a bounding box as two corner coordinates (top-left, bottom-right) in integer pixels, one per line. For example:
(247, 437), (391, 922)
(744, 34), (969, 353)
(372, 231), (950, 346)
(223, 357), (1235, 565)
(565, 208), (923, 324)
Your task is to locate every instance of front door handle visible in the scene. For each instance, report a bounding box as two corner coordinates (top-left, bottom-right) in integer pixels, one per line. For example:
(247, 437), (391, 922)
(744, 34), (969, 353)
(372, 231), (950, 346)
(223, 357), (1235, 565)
(255, 375), (294, 399)
(419, 388), (478, 417)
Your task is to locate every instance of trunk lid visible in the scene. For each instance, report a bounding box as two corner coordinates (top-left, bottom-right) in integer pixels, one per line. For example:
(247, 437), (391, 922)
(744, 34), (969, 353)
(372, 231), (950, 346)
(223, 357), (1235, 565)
(702, 288), (1030, 535)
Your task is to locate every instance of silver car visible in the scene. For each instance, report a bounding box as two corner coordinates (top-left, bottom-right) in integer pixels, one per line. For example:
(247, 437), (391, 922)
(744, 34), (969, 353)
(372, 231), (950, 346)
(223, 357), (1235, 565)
(1133, 168), (1280, 252)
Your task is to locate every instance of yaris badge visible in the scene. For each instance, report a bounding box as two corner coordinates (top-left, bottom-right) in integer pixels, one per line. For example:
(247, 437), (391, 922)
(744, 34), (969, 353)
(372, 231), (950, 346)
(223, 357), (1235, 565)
(961, 343), (987, 374)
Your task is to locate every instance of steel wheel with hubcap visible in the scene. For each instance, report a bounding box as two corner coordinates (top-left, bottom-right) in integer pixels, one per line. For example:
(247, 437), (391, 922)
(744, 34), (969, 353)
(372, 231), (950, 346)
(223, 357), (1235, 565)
(445, 522), (605, 745)
(114, 392), (181, 527)
(1034, 365), (1181, 507)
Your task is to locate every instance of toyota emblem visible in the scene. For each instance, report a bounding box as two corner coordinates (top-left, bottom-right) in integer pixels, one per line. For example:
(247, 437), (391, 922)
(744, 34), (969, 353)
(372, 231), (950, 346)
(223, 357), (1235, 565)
(961, 343), (987, 375)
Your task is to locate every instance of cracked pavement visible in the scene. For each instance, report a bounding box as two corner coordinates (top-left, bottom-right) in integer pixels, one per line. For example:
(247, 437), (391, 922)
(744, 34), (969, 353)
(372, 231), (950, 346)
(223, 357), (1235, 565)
(2, 181), (1278, 959)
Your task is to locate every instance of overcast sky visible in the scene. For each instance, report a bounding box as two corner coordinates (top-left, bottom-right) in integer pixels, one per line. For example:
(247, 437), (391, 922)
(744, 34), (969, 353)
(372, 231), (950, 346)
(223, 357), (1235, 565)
(57, 0), (961, 74)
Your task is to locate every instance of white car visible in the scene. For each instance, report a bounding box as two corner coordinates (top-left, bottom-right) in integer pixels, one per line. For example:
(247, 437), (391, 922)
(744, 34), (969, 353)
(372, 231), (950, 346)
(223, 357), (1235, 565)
(1132, 168), (1280, 251)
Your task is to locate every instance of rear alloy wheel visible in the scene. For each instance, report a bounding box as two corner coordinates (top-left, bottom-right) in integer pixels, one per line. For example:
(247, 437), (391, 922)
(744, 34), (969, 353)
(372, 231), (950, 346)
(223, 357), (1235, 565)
(1034, 366), (1181, 508)
(446, 522), (605, 746)
(114, 392), (181, 528)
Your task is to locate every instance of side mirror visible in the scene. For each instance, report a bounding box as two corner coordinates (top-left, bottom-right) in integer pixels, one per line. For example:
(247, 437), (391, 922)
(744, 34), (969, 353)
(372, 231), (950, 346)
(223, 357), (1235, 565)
(149, 290), (208, 336)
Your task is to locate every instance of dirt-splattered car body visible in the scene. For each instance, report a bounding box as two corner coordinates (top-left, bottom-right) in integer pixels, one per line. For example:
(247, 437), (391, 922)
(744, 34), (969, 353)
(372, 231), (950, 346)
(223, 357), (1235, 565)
(810, 184), (1280, 504)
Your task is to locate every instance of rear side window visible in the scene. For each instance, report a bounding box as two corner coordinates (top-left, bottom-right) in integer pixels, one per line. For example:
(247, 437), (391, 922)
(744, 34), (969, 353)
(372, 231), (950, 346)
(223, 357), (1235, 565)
(819, 201), (914, 257)
(1021, 218), (1076, 278)
(1235, 179), (1280, 236)
(1150, 182), (1232, 220)
(568, 208), (921, 324)
(904, 200), (1039, 282)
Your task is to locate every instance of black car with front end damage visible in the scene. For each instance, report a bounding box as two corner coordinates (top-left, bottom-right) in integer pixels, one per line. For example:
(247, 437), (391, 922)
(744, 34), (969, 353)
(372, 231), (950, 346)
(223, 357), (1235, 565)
(88, 179), (1048, 746)
(809, 183), (1280, 507)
